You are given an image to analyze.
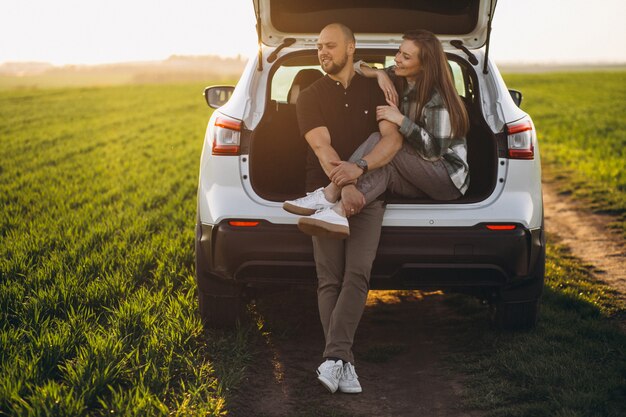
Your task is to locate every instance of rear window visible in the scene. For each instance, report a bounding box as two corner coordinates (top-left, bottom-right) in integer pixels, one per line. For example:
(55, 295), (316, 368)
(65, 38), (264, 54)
(271, 65), (320, 102)
(271, 54), (469, 103)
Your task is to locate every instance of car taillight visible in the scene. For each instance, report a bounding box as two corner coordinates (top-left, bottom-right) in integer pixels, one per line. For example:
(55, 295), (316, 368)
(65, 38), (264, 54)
(506, 119), (534, 160)
(228, 221), (260, 227)
(486, 224), (517, 230)
(212, 115), (241, 156)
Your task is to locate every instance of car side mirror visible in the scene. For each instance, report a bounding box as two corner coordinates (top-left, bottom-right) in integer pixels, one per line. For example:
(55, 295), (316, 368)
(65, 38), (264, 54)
(204, 86), (235, 109)
(509, 89), (523, 107)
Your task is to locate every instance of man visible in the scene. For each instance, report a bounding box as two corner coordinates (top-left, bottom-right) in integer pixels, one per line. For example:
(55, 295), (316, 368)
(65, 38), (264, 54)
(289, 23), (403, 394)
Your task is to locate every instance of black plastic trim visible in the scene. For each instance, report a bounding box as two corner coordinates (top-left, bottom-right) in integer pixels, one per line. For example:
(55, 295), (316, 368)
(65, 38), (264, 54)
(196, 219), (544, 293)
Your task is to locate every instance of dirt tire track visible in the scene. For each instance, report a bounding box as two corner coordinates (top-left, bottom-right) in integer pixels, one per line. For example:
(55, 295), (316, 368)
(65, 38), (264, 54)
(226, 181), (626, 416)
(228, 289), (484, 417)
(543, 181), (626, 303)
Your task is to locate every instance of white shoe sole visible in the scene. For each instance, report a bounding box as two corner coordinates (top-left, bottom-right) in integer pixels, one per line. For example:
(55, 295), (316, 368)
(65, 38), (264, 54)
(298, 217), (349, 240)
(338, 385), (362, 394)
(317, 375), (339, 393)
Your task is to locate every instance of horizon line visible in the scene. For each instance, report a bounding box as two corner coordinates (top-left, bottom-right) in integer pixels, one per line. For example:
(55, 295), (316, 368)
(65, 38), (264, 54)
(2, 57), (626, 68)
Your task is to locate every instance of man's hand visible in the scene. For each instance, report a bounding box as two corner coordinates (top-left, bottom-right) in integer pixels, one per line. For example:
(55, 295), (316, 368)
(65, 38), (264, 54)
(329, 160), (363, 186)
(341, 185), (366, 217)
(303, 126), (343, 179)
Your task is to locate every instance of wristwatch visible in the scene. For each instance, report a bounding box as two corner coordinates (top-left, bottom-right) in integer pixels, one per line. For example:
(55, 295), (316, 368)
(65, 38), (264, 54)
(355, 158), (368, 174)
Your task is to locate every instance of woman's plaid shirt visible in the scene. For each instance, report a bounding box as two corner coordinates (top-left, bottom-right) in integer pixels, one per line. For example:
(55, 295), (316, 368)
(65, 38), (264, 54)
(398, 86), (470, 195)
(355, 62), (470, 195)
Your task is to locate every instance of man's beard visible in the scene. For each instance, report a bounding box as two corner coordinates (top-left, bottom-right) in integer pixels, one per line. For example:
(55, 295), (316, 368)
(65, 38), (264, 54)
(321, 54), (348, 75)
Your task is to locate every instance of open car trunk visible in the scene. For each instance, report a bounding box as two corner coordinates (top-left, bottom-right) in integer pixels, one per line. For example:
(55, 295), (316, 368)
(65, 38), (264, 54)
(256, 0), (496, 50)
(248, 50), (498, 204)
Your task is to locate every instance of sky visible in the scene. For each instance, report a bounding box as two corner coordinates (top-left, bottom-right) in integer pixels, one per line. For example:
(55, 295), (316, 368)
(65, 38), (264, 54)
(1, 0), (625, 66)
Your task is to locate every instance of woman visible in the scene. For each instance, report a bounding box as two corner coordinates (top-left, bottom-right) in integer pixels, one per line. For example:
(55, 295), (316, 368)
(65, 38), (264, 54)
(284, 29), (470, 239)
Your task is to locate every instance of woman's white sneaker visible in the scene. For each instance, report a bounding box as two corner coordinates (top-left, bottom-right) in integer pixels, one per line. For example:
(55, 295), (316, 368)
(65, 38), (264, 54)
(297, 207), (349, 240)
(338, 362), (362, 394)
(316, 359), (344, 393)
(283, 188), (334, 216)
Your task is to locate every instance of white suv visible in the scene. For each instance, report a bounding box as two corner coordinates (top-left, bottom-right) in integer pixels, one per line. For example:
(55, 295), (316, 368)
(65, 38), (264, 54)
(196, 0), (545, 330)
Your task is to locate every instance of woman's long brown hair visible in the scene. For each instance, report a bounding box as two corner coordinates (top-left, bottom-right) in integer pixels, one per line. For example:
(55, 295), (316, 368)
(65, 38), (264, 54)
(403, 30), (469, 138)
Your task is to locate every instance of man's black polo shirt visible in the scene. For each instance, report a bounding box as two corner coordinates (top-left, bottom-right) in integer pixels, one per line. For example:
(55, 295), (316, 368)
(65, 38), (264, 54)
(296, 73), (386, 191)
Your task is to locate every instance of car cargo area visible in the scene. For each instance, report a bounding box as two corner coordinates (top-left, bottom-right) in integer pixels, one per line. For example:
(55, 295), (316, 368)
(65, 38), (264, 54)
(247, 50), (499, 204)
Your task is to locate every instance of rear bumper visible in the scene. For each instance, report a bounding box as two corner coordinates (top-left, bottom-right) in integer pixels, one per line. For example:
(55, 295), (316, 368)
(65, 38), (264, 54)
(196, 219), (544, 292)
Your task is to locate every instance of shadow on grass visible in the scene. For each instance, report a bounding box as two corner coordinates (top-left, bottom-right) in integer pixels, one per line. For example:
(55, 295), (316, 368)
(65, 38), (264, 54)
(444, 286), (626, 417)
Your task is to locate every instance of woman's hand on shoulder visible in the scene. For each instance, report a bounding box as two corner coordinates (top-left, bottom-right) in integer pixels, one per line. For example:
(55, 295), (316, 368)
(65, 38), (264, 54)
(376, 71), (398, 106)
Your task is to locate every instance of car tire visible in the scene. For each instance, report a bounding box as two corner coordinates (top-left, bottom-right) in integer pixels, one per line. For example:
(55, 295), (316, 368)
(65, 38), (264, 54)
(492, 298), (540, 330)
(492, 236), (545, 331)
(195, 218), (245, 329)
(197, 287), (244, 329)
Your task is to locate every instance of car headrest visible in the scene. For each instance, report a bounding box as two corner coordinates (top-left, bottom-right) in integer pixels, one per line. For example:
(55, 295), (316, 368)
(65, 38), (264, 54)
(287, 69), (324, 104)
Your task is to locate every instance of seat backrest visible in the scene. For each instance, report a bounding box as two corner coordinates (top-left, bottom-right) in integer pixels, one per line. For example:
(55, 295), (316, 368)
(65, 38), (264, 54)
(287, 69), (324, 104)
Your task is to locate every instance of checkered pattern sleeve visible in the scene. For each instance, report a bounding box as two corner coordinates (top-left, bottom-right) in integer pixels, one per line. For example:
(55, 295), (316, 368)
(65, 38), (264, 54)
(399, 100), (452, 161)
(399, 92), (470, 194)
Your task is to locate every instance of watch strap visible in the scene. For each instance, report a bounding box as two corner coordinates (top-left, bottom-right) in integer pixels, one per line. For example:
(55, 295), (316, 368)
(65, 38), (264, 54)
(356, 158), (368, 174)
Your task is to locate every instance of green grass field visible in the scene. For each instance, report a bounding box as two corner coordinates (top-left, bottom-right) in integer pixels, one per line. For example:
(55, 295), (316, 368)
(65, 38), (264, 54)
(504, 71), (626, 236)
(1, 72), (625, 416)
(0, 83), (251, 415)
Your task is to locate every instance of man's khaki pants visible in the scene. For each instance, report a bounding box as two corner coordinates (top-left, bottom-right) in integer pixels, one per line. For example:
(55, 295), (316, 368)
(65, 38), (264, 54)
(312, 200), (384, 364)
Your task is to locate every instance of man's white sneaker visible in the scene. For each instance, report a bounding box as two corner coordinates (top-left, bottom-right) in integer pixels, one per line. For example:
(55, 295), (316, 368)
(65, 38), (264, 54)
(338, 362), (362, 394)
(298, 207), (349, 240)
(283, 187), (334, 216)
(316, 359), (344, 393)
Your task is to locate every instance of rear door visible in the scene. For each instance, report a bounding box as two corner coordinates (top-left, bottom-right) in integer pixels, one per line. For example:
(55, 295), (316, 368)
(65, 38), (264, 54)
(255, 0), (495, 49)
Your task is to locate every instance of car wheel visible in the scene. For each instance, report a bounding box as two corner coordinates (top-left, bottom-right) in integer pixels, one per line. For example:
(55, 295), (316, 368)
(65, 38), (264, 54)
(492, 238), (545, 331)
(492, 298), (540, 330)
(197, 286), (244, 329)
(195, 218), (245, 329)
